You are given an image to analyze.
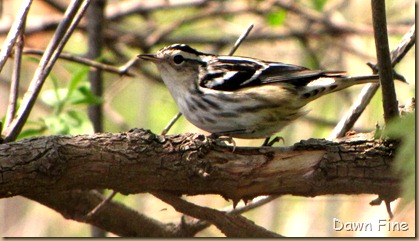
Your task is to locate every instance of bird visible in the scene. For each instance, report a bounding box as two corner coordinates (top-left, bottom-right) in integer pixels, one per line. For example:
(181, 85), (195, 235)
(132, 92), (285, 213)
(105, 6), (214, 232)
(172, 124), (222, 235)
(137, 44), (379, 140)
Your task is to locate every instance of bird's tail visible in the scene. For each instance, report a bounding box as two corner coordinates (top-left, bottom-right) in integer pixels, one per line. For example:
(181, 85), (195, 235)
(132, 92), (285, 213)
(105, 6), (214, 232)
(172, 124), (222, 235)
(300, 74), (379, 101)
(342, 74), (380, 85)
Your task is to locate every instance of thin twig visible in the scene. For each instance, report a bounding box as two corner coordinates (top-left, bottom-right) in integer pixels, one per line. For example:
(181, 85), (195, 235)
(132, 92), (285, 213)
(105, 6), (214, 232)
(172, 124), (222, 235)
(273, 0), (372, 35)
(43, 0), (68, 13)
(161, 112), (182, 135)
(385, 200), (394, 220)
(3, 0), (91, 142)
(85, 190), (118, 221)
(159, 24), (411, 45)
(0, 1), (411, 38)
(45, 1), (91, 76)
(22, 49), (136, 76)
(371, 0), (398, 123)
(5, 26), (25, 127)
(184, 195), (279, 234)
(117, 56), (139, 76)
(328, 83), (380, 139)
(145, 7), (254, 47)
(228, 23), (254, 55)
(105, 0), (210, 21)
(0, 0), (32, 73)
(389, 24), (416, 70)
(329, 24), (415, 139)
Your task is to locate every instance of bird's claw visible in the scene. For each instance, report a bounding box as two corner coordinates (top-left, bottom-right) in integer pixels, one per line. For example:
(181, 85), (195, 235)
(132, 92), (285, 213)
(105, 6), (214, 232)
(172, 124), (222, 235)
(208, 133), (237, 152)
(262, 136), (285, 146)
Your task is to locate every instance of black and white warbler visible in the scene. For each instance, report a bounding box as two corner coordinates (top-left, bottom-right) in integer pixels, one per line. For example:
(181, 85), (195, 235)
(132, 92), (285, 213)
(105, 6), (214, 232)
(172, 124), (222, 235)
(138, 44), (379, 139)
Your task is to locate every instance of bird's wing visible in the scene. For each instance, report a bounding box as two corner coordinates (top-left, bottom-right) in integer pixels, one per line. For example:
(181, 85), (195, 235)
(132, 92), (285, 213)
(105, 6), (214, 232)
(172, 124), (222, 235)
(198, 56), (264, 90)
(258, 62), (346, 87)
(198, 57), (346, 91)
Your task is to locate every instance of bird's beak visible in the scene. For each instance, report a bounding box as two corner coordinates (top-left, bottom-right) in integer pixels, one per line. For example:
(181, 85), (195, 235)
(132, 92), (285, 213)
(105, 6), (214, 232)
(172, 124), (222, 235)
(137, 54), (160, 63)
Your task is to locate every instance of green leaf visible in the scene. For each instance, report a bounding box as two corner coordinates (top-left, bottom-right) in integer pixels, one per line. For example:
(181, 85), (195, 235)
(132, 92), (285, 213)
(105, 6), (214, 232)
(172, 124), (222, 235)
(384, 113), (415, 204)
(311, 0), (328, 11)
(17, 121), (47, 139)
(50, 74), (61, 102)
(44, 115), (70, 135)
(41, 88), (68, 108)
(266, 9), (287, 26)
(37, 109), (92, 136)
(66, 66), (89, 101)
(18, 127), (47, 139)
(23, 55), (42, 64)
(64, 110), (92, 134)
(72, 85), (104, 105)
(66, 110), (84, 126)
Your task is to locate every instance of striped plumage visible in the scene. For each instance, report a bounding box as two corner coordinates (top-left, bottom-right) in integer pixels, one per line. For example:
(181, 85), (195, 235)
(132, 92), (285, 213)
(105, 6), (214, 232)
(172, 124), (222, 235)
(138, 44), (379, 139)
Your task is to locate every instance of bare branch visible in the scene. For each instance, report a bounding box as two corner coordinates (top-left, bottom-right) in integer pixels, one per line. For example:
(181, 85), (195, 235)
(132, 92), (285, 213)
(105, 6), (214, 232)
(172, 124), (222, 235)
(22, 49), (136, 76)
(144, 7), (251, 46)
(371, 0), (398, 122)
(105, 0), (210, 21)
(329, 24), (415, 139)
(0, 129), (400, 200)
(43, 0), (68, 13)
(183, 195), (280, 234)
(0, 0), (32, 73)
(85, 190), (117, 220)
(2, 0), (91, 142)
(86, 0), (105, 133)
(86, 0), (107, 236)
(5, 26), (25, 127)
(25, 190), (184, 237)
(228, 23), (254, 55)
(152, 192), (282, 237)
(390, 25), (416, 67)
(161, 112), (182, 135)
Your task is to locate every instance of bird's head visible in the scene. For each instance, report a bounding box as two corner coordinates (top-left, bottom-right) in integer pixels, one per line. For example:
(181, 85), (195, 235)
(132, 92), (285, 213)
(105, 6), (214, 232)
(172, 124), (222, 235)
(138, 44), (210, 90)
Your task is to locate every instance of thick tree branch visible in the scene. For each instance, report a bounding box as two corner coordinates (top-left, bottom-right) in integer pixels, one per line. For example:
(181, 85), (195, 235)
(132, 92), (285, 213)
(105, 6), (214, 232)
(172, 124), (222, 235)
(24, 190), (182, 237)
(0, 129), (400, 201)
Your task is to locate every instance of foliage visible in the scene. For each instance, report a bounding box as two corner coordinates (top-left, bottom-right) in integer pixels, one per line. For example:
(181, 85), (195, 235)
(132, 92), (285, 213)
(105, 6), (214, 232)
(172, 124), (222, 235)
(266, 9), (287, 26)
(19, 66), (101, 137)
(384, 112), (415, 204)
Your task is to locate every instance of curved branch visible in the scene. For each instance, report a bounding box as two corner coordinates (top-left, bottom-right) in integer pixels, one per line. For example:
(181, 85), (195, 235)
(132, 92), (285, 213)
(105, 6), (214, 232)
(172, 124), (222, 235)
(25, 190), (183, 237)
(152, 191), (281, 237)
(0, 129), (400, 201)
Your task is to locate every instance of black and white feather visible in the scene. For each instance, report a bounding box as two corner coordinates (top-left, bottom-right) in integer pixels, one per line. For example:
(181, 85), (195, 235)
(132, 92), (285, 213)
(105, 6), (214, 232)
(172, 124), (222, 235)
(138, 44), (380, 139)
(196, 54), (346, 93)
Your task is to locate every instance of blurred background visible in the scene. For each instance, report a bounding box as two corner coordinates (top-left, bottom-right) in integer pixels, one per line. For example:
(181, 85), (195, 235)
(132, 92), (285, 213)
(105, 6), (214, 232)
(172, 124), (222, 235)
(0, 0), (415, 237)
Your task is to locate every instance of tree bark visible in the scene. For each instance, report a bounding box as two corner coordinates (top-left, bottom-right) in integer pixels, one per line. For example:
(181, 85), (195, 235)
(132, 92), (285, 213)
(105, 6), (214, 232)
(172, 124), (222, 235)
(0, 128), (400, 202)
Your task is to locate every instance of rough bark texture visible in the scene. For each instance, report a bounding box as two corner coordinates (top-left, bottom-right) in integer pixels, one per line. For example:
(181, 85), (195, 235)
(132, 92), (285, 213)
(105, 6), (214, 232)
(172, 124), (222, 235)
(0, 128), (399, 201)
(23, 190), (183, 237)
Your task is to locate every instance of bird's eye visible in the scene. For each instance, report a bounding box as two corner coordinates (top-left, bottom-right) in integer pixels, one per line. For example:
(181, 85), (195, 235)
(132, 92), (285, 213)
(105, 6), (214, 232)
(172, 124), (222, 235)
(173, 55), (184, 64)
